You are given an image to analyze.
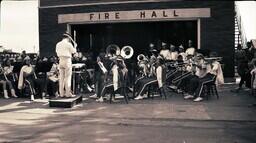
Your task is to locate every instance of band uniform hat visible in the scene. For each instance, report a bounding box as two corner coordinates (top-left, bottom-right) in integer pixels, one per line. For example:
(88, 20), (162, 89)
(161, 42), (167, 47)
(149, 48), (157, 52)
(149, 43), (154, 48)
(179, 44), (184, 49)
(63, 32), (73, 39)
(196, 53), (204, 59)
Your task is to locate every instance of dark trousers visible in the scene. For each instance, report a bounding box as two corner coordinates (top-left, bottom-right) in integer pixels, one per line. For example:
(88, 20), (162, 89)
(194, 73), (215, 97)
(47, 79), (58, 97)
(136, 77), (157, 96)
(100, 82), (113, 98)
(178, 74), (195, 93)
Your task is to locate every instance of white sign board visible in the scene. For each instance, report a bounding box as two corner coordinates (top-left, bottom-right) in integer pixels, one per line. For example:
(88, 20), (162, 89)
(58, 8), (211, 24)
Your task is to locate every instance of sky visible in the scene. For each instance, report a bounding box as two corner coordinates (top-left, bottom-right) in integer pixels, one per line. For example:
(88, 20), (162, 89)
(236, 1), (256, 41)
(0, 1), (255, 53)
(0, 0), (39, 53)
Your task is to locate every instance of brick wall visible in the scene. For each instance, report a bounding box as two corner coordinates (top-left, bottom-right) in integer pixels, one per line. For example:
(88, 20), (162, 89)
(39, 1), (234, 77)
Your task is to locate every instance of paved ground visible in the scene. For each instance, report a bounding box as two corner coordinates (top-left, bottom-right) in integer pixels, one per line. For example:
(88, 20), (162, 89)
(0, 83), (255, 143)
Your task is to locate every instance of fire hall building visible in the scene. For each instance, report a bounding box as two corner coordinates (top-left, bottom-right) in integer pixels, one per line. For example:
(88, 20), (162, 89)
(39, 0), (235, 77)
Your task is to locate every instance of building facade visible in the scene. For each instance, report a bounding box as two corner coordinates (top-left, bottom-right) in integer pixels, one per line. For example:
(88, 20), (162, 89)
(39, 0), (235, 77)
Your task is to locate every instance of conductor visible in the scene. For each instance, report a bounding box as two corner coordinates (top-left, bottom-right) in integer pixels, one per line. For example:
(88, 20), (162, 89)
(56, 32), (77, 97)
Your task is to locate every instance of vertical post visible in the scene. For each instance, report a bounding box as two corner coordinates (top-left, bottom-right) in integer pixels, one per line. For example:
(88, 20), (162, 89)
(197, 19), (201, 49)
(67, 24), (71, 34)
(74, 30), (76, 42)
(90, 34), (92, 49)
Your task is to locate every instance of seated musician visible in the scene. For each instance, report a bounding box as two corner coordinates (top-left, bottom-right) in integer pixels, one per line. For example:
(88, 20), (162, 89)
(156, 56), (167, 98)
(35, 57), (49, 99)
(3, 59), (18, 98)
(0, 62), (17, 99)
(111, 56), (128, 101)
(134, 55), (158, 100)
(178, 45), (187, 61)
(170, 44), (179, 61)
(18, 56), (37, 101)
(47, 56), (59, 97)
(184, 53), (224, 102)
(160, 42), (172, 61)
(96, 55), (127, 102)
(185, 40), (196, 56)
(94, 52), (113, 102)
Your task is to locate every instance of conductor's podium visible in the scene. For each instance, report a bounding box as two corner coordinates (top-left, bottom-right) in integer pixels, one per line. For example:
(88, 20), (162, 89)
(49, 95), (82, 108)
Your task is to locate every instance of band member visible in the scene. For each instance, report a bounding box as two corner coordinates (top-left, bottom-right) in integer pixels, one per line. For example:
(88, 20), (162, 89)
(47, 56), (59, 97)
(160, 42), (172, 60)
(93, 53), (109, 100)
(178, 44), (187, 61)
(185, 40), (196, 56)
(156, 56), (167, 98)
(35, 57), (49, 99)
(170, 44), (179, 61)
(3, 59), (18, 98)
(56, 33), (77, 98)
(18, 56), (37, 101)
(97, 55), (128, 102)
(184, 53), (224, 102)
(135, 57), (158, 100)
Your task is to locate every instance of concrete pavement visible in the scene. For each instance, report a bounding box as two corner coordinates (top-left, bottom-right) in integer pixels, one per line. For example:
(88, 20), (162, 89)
(0, 83), (255, 143)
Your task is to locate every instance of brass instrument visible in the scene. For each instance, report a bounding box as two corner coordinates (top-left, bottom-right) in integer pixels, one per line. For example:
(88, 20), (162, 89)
(204, 57), (222, 63)
(121, 46), (134, 59)
(106, 44), (121, 58)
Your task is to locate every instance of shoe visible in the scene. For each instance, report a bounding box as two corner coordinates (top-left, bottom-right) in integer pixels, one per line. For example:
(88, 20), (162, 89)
(87, 84), (93, 92)
(31, 95), (35, 101)
(128, 87), (133, 92)
(169, 85), (177, 90)
(11, 89), (18, 98)
(177, 89), (183, 94)
(67, 94), (76, 98)
(3, 90), (9, 99)
(89, 94), (98, 98)
(42, 92), (46, 99)
(55, 92), (60, 98)
(96, 97), (104, 102)
(193, 97), (203, 102)
(184, 95), (194, 99)
(134, 95), (143, 100)
(142, 94), (148, 98)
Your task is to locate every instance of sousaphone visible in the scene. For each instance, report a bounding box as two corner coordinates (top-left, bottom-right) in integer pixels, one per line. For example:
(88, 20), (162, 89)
(121, 46), (134, 59)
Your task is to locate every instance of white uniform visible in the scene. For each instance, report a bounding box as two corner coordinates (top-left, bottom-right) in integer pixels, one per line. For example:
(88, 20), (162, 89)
(160, 49), (172, 60)
(185, 47), (196, 56)
(56, 39), (77, 97)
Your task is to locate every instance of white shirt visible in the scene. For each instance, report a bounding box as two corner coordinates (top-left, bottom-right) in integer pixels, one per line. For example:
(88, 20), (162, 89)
(170, 52), (178, 60)
(156, 66), (163, 88)
(56, 39), (77, 58)
(160, 49), (172, 60)
(185, 47), (195, 56)
(112, 65), (119, 91)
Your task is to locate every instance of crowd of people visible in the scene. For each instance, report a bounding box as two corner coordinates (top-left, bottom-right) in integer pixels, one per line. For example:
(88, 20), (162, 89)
(234, 40), (256, 92)
(0, 33), (225, 103)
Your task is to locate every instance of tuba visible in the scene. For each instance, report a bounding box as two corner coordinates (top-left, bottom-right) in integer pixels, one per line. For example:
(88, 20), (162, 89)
(121, 46), (134, 59)
(106, 44), (121, 58)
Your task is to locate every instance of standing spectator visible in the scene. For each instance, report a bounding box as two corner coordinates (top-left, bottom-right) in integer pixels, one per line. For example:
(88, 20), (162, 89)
(234, 44), (249, 92)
